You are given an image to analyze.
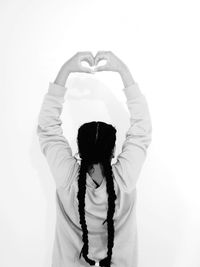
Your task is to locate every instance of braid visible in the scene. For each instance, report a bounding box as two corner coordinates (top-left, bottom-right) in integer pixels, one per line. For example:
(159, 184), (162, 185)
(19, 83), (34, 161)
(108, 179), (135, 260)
(77, 158), (96, 266)
(99, 160), (117, 267)
(76, 121), (117, 267)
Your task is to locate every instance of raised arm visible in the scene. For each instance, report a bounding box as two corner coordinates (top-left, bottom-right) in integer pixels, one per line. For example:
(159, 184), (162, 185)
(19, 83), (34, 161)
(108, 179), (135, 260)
(36, 52), (95, 189)
(94, 51), (152, 192)
(115, 68), (152, 192)
(36, 82), (77, 189)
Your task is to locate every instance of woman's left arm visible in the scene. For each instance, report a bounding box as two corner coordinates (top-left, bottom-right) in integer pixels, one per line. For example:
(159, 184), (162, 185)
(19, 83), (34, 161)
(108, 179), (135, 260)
(36, 51), (95, 189)
(36, 81), (77, 189)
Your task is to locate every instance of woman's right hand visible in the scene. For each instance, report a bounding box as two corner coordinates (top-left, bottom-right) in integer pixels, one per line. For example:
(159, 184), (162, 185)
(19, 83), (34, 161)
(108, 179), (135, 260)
(94, 51), (135, 87)
(94, 51), (127, 74)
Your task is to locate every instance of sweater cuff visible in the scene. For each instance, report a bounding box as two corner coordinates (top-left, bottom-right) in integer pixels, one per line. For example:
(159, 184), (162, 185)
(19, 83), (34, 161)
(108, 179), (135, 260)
(48, 82), (68, 97)
(122, 82), (142, 99)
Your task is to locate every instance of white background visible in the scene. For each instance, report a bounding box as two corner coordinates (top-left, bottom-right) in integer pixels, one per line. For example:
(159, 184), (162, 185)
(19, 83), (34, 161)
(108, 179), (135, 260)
(0, 0), (200, 266)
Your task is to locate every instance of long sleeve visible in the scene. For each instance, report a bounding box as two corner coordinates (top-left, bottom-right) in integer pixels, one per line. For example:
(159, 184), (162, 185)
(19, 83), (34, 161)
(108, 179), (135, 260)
(112, 82), (152, 192)
(36, 82), (78, 189)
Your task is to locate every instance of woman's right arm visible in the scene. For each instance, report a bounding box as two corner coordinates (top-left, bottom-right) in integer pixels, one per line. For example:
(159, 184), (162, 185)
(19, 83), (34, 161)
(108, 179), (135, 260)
(94, 51), (152, 192)
(115, 81), (152, 192)
(119, 65), (136, 88)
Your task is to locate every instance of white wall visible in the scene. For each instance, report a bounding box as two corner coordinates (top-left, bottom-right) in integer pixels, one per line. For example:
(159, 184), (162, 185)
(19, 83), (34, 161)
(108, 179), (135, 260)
(0, 0), (200, 266)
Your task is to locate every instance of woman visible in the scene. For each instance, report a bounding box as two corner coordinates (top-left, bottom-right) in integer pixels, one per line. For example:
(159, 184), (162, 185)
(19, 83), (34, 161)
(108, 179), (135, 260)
(37, 51), (152, 267)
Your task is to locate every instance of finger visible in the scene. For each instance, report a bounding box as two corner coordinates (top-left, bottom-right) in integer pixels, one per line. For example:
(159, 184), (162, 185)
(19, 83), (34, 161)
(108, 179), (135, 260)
(95, 50), (109, 57)
(79, 58), (95, 73)
(94, 65), (109, 72)
(79, 50), (93, 56)
(80, 54), (95, 67)
(79, 51), (94, 63)
(95, 55), (108, 66)
(82, 55), (95, 67)
(95, 52), (108, 66)
(81, 66), (95, 74)
(78, 50), (93, 58)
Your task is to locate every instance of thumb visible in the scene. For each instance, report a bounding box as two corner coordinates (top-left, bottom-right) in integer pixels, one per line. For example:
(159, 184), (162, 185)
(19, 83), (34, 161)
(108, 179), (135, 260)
(94, 65), (107, 72)
(81, 66), (95, 74)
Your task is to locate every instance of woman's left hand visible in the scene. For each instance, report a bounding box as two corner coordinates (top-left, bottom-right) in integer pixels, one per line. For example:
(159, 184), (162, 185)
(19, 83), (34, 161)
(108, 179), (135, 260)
(54, 51), (95, 86)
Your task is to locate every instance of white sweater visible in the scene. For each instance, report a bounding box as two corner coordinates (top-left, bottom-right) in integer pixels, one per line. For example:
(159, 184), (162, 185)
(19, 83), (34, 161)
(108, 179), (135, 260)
(37, 81), (152, 267)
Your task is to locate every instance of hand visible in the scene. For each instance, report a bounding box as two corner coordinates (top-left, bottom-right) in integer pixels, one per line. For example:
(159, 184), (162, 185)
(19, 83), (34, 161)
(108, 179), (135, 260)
(62, 51), (95, 74)
(94, 50), (128, 74)
(54, 50), (134, 87)
(94, 50), (135, 87)
(54, 51), (95, 86)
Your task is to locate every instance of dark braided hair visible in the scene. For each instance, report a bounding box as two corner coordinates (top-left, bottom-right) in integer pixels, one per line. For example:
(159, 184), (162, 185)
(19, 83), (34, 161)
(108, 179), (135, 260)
(76, 121), (117, 267)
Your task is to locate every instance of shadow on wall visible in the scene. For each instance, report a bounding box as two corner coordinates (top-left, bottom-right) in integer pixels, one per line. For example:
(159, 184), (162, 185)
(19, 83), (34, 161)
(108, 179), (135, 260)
(30, 74), (130, 267)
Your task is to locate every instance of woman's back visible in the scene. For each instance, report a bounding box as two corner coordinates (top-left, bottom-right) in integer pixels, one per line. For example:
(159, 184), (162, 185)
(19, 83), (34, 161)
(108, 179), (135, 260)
(37, 81), (152, 266)
(37, 51), (152, 267)
(53, 163), (138, 267)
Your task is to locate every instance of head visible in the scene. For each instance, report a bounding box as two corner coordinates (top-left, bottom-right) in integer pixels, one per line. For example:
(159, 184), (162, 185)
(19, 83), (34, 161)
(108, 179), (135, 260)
(76, 121), (117, 267)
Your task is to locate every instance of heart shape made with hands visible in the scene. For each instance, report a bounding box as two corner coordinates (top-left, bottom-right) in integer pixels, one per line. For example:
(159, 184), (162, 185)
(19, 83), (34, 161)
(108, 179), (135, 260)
(81, 58), (107, 72)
